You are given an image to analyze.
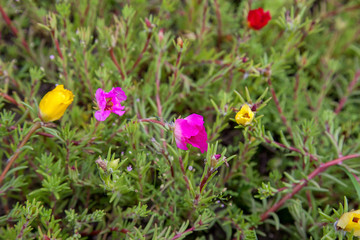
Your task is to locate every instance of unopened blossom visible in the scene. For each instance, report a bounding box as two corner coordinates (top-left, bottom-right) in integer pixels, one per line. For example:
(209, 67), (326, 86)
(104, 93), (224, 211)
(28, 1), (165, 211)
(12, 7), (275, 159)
(94, 87), (127, 121)
(211, 154), (222, 167)
(174, 114), (208, 153)
(235, 104), (254, 126)
(39, 85), (74, 122)
(337, 210), (360, 236)
(247, 8), (271, 30)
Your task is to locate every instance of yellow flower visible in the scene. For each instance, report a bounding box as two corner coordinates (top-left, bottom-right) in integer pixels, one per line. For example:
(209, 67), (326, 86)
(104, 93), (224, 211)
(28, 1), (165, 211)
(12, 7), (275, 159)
(39, 85), (74, 122)
(235, 104), (254, 126)
(337, 210), (360, 236)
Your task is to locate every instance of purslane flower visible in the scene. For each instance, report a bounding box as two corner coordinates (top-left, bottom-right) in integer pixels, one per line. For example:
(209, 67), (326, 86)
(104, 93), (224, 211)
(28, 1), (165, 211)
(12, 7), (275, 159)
(235, 104), (254, 126)
(247, 8), (271, 30)
(94, 87), (127, 121)
(337, 210), (360, 236)
(174, 114), (208, 153)
(39, 84), (74, 122)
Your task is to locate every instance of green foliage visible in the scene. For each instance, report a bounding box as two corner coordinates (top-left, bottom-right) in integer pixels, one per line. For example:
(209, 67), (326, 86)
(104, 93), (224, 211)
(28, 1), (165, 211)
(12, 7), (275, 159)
(1, 0), (360, 239)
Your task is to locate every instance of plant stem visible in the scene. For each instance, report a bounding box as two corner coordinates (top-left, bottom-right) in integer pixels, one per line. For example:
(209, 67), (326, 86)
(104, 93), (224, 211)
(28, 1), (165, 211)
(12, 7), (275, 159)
(267, 76), (294, 138)
(179, 156), (190, 190)
(171, 226), (195, 240)
(222, 139), (250, 184)
(170, 51), (183, 87)
(263, 136), (318, 161)
(138, 118), (166, 127)
(213, 0), (222, 48)
(0, 122), (42, 185)
(0, 5), (30, 54)
(260, 153), (360, 221)
(334, 70), (360, 114)
(109, 47), (126, 81)
(127, 31), (152, 74)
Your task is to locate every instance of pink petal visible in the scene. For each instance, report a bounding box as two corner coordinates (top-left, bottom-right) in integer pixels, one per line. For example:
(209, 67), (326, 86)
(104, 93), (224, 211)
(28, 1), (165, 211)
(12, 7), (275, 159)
(174, 114), (208, 153)
(109, 87), (127, 102)
(175, 119), (200, 138)
(186, 126), (208, 153)
(185, 114), (204, 127)
(95, 110), (111, 121)
(174, 120), (188, 150)
(175, 136), (189, 150)
(112, 104), (125, 116)
(95, 88), (106, 110)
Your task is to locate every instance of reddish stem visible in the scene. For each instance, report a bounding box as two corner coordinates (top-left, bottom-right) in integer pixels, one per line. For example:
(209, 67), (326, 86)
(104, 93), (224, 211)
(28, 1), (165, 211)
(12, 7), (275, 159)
(139, 118), (166, 127)
(260, 154), (360, 221)
(322, 4), (360, 19)
(0, 92), (20, 106)
(127, 32), (152, 74)
(199, 169), (214, 193)
(179, 156), (190, 190)
(83, 49), (94, 96)
(213, 0), (222, 47)
(109, 48), (126, 81)
(267, 76), (294, 138)
(51, 30), (63, 60)
(171, 226), (196, 240)
(0, 122), (42, 185)
(200, 0), (208, 37)
(155, 51), (166, 149)
(293, 73), (300, 120)
(223, 140), (250, 184)
(335, 70), (360, 114)
(263, 136), (318, 161)
(170, 51), (183, 87)
(0, 5), (30, 54)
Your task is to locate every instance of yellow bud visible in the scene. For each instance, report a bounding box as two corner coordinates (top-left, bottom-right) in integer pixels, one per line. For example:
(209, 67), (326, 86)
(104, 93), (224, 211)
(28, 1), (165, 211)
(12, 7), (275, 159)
(177, 37), (183, 48)
(337, 210), (360, 236)
(39, 85), (74, 122)
(235, 104), (254, 126)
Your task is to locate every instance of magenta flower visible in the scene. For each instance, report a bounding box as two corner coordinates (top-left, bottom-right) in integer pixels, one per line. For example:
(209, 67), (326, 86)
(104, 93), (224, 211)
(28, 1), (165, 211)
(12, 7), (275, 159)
(94, 87), (127, 121)
(174, 114), (208, 153)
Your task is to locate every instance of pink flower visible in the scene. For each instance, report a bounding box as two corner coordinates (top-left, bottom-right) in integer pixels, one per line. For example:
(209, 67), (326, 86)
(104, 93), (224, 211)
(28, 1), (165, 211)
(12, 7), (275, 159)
(174, 114), (208, 153)
(94, 87), (127, 121)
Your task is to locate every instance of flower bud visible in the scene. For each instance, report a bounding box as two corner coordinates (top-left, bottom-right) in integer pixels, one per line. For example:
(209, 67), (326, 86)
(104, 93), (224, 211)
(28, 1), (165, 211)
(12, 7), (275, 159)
(158, 29), (164, 42)
(235, 104), (254, 126)
(211, 154), (221, 168)
(95, 158), (107, 171)
(177, 37), (183, 48)
(145, 18), (154, 29)
(39, 85), (74, 122)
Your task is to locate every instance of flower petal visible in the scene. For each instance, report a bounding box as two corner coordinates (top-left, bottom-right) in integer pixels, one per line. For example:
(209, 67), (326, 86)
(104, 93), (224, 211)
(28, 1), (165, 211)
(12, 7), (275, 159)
(185, 114), (204, 127)
(94, 110), (111, 121)
(186, 126), (208, 153)
(95, 88), (106, 110)
(109, 87), (127, 102)
(174, 114), (208, 153)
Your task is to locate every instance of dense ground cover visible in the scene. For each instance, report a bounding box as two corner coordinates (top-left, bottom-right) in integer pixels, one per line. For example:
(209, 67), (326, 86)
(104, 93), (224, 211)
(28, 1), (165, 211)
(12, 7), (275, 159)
(1, 0), (360, 239)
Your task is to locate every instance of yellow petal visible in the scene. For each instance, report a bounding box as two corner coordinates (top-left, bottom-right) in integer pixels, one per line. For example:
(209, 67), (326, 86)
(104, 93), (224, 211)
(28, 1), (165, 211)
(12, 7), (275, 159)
(235, 104), (255, 126)
(39, 85), (74, 122)
(337, 210), (360, 236)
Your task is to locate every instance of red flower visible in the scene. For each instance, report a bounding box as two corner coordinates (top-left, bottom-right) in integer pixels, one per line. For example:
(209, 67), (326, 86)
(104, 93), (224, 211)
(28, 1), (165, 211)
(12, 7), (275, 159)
(247, 8), (271, 30)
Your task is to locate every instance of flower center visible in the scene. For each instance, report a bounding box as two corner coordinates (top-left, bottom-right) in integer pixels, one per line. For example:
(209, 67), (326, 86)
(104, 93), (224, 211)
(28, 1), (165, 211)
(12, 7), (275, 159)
(104, 98), (114, 111)
(243, 112), (250, 119)
(353, 217), (360, 223)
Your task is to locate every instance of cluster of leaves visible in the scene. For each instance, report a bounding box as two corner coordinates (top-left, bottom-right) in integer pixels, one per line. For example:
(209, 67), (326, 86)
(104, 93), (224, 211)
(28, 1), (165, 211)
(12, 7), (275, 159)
(1, 0), (360, 239)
